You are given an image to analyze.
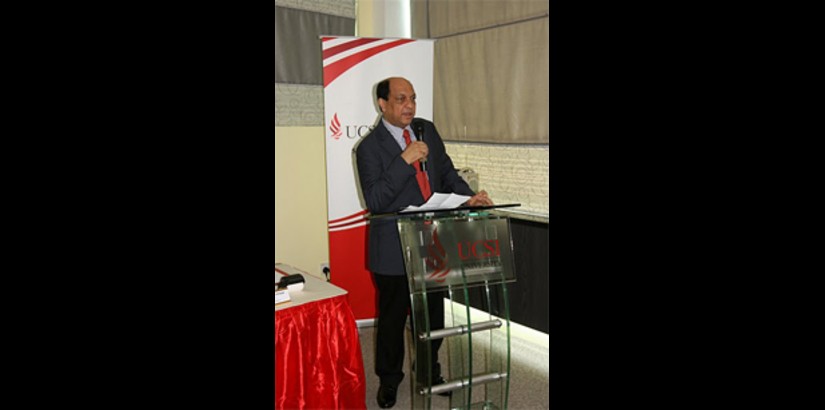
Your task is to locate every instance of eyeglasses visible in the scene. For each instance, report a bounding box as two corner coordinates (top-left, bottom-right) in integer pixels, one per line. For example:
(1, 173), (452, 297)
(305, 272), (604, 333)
(393, 95), (417, 105)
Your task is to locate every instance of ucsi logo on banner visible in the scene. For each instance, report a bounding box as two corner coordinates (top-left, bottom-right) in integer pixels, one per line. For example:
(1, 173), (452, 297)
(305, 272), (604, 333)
(329, 113), (375, 141)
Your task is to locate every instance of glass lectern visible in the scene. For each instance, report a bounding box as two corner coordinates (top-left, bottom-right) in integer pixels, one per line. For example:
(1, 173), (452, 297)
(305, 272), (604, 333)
(371, 204), (519, 410)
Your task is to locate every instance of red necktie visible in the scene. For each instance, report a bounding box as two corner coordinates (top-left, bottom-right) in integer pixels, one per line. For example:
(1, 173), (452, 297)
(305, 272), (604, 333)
(403, 129), (432, 200)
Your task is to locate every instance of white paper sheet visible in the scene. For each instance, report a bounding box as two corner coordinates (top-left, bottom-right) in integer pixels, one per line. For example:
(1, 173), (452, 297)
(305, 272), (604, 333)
(400, 192), (471, 213)
(275, 289), (291, 304)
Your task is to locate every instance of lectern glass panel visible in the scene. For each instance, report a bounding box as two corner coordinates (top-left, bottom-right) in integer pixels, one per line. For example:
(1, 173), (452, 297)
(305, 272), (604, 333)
(397, 213), (516, 294)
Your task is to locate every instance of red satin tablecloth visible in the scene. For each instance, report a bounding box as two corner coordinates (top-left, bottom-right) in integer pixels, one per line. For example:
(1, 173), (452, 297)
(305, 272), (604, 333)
(275, 293), (366, 409)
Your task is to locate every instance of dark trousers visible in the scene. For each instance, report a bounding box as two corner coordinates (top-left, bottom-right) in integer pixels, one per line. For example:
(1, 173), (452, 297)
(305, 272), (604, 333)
(373, 273), (445, 386)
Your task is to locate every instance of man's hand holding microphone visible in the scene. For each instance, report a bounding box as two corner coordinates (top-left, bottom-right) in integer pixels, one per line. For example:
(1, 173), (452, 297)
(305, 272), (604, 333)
(401, 141), (429, 165)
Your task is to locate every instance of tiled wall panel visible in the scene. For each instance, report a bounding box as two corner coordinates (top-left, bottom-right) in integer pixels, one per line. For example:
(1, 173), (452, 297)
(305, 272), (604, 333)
(275, 83), (323, 126)
(275, 0), (356, 18)
(445, 142), (549, 216)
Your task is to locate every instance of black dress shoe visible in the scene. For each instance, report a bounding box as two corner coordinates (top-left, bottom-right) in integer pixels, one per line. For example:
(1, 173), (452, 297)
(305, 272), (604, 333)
(377, 383), (398, 408)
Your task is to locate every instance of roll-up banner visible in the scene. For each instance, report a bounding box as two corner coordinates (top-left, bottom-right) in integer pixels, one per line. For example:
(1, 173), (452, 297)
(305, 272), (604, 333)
(322, 36), (434, 320)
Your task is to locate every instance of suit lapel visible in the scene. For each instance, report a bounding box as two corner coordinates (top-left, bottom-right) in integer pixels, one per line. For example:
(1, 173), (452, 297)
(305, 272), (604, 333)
(376, 122), (403, 158)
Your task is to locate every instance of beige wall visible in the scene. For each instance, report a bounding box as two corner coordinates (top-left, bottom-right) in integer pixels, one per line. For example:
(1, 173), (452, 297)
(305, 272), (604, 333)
(356, 0), (410, 38)
(275, 126), (330, 279)
(356, 0), (374, 36)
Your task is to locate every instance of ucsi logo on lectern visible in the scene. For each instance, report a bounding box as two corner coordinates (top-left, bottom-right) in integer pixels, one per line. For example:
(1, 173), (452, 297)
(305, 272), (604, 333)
(458, 239), (501, 261)
(425, 227), (502, 283)
(328, 113), (375, 140)
(425, 228), (449, 283)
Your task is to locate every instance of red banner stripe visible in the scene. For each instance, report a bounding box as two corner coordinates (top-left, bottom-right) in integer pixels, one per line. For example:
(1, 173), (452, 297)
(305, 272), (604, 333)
(323, 39), (417, 88)
(323, 38), (382, 61)
(328, 209), (369, 224)
(321, 36), (336, 42)
(329, 220), (367, 232)
(329, 218), (366, 229)
(327, 218), (367, 229)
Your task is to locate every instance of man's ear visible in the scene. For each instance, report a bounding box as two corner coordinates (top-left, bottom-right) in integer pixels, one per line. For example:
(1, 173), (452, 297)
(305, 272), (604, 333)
(377, 99), (386, 113)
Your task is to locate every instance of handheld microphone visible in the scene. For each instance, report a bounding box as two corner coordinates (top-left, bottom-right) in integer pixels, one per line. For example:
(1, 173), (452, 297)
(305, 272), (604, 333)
(412, 120), (427, 172)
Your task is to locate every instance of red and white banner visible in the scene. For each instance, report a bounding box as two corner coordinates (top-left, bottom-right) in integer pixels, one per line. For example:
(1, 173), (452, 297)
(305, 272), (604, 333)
(322, 36), (434, 320)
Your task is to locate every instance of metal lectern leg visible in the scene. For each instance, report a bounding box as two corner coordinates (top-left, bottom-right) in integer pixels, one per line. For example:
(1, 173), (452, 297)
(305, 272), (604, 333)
(409, 290), (433, 410)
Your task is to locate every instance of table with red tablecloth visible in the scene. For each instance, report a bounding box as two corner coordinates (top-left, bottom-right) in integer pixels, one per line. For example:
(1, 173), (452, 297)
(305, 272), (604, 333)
(275, 264), (366, 409)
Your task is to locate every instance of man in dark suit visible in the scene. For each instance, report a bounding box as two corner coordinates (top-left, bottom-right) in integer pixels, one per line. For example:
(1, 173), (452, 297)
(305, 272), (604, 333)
(356, 77), (492, 408)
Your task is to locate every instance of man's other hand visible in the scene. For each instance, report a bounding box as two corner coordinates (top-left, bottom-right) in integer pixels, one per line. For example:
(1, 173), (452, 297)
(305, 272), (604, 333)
(465, 190), (493, 207)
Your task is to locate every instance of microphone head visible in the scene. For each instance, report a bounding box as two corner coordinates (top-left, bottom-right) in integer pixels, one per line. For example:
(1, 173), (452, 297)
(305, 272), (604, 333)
(412, 119), (424, 139)
(412, 119), (428, 169)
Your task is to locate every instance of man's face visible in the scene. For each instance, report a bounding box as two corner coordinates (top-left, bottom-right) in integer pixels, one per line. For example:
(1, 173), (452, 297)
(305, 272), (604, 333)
(379, 78), (416, 128)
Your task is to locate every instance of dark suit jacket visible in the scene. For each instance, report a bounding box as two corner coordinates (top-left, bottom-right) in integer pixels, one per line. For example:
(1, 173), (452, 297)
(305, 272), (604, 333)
(355, 118), (475, 276)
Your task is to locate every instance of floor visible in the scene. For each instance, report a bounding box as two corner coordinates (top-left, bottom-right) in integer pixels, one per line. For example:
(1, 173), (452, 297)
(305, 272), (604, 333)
(357, 314), (549, 410)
